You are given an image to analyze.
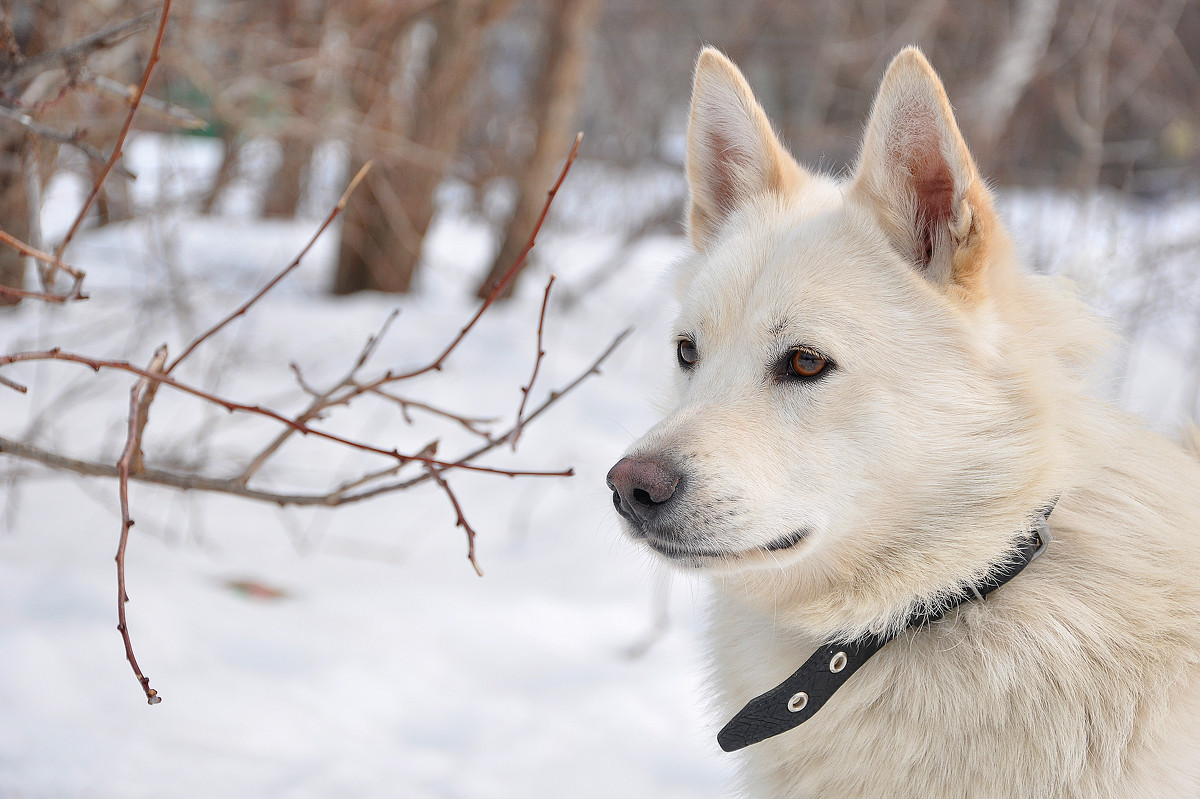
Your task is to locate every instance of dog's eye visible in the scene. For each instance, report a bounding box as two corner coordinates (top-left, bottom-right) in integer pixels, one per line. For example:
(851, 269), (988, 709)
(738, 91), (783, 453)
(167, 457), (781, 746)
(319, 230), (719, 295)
(677, 338), (699, 369)
(786, 348), (828, 379)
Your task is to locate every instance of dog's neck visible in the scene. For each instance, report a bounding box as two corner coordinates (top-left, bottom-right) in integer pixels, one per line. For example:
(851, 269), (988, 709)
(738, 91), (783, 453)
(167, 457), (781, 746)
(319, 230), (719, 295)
(717, 501), (1055, 753)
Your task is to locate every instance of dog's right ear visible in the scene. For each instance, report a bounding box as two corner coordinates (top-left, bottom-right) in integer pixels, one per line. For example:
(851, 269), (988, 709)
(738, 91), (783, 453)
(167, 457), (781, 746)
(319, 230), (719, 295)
(851, 47), (999, 300)
(686, 48), (806, 250)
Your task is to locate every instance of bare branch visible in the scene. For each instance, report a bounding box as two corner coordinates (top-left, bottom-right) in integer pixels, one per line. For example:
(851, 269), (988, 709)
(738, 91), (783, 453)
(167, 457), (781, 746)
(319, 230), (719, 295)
(333, 327), (631, 502)
(55, 0), (171, 261)
(130, 345), (168, 473)
(0, 348), (573, 480)
(115, 353), (165, 706)
(0, 435), (346, 506)
(384, 132), (582, 383)
(0, 9), (159, 88)
(0, 328), (629, 509)
(255, 132), (585, 445)
(233, 135), (582, 479)
(85, 73), (208, 130)
(0, 228), (87, 301)
(366, 388), (496, 439)
(512, 274), (555, 450)
(0, 104), (137, 180)
(166, 161), (373, 375)
(425, 465), (484, 576)
(238, 299), (394, 484)
(0, 284), (73, 303)
(288, 362), (325, 399)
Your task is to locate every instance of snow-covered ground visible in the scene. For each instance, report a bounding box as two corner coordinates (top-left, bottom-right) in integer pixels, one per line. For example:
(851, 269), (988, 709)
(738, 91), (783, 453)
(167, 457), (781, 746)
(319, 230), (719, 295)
(0, 136), (732, 799)
(1, 135), (1197, 798)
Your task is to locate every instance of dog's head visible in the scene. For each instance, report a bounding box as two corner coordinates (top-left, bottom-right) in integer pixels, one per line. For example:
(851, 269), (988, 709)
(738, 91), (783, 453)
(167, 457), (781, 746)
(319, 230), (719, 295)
(608, 48), (1089, 631)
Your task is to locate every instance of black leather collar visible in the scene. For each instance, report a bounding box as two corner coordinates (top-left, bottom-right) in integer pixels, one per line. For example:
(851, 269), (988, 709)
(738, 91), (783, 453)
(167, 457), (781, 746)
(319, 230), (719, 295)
(717, 503), (1054, 753)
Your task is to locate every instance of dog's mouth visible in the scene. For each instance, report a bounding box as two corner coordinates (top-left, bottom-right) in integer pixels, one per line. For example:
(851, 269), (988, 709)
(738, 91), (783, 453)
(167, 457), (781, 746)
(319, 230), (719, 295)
(641, 528), (807, 564)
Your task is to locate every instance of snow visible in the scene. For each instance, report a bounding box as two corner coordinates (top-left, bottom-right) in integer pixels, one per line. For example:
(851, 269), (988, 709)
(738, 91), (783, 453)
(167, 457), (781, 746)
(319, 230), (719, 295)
(1, 135), (1198, 798)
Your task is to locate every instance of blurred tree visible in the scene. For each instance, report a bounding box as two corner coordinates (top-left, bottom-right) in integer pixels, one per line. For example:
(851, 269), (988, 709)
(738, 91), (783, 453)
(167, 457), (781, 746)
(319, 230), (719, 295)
(333, 0), (517, 295)
(475, 0), (601, 300)
(964, 0), (1060, 165)
(0, 0), (53, 305)
(262, 0), (324, 218)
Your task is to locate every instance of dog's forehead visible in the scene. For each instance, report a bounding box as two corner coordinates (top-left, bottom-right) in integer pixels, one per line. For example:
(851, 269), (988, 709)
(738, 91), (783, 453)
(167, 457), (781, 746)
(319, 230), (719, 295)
(677, 194), (901, 342)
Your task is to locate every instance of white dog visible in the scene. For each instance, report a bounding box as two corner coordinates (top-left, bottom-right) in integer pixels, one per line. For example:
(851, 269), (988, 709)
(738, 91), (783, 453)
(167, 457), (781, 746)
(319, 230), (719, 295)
(608, 46), (1200, 797)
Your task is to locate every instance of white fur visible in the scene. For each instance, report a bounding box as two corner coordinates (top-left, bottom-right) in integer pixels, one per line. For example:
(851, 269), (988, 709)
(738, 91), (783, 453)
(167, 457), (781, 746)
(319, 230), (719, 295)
(613, 46), (1200, 797)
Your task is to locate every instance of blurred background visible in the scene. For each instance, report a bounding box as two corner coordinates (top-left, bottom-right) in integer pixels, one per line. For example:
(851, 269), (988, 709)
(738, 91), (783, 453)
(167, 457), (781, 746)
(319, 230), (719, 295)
(1, 1), (1199, 797)
(4, 0), (1200, 302)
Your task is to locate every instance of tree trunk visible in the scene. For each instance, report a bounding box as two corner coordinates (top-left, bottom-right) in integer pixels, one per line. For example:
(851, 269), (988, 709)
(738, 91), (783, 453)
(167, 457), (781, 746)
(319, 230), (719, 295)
(333, 160), (423, 293)
(476, 0), (601, 300)
(965, 0), (1060, 164)
(334, 0), (513, 295)
(0, 139), (30, 306)
(264, 136), (313, 218)
(332, 7), (418, 295)
(0, 0), (55, 304)
(263, 0), (323, 218)
(201, 130), (242, 215)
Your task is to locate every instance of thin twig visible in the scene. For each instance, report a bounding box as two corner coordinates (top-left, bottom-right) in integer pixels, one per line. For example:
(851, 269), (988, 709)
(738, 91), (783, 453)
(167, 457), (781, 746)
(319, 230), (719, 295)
(288, 362), (324, 399)
(512, 274), (555, 450)
(0, 329), (629, 509)
(85, 73), (207, 130)
(0, 9), (159, 87)
(0, 434), (345, 505)
(236, 297), (393, 484)
(115, 358), (164, 706)
(130, 345), (168, 473)
(0, 229), (83, 279)
(55, 0), (171, 261)
(241, 161), (580, 472)
(384, 132), (582, 384)
(0, 374), (27, 393)
(366, 387), (496, 439)
(325, 328), (631, 502)
(0, 228), (87, 301)
(269, 132), (583, 433)
(166, 161), (372, 375)
(0, 284), (71, 303)
(330, 462), (404, 497)
(0, 348), (572, 479)
(424, 465), (484, 577)
(0, 105), (137, 180)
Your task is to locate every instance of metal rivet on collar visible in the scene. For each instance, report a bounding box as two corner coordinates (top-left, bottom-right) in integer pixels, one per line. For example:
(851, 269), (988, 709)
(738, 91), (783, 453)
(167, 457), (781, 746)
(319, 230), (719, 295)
(829, 651), (848, 673)
(787, 692), (808, 712)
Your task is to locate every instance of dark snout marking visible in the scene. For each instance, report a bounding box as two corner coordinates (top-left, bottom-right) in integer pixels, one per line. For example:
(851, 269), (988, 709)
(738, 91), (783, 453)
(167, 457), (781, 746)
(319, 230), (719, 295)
(764, 529), (807, 551)
(606, 457), (681, 524)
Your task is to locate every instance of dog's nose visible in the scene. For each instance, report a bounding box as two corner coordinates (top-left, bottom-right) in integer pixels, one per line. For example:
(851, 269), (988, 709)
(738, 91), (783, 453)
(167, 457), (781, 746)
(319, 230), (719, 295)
(606, 457), (680, 523)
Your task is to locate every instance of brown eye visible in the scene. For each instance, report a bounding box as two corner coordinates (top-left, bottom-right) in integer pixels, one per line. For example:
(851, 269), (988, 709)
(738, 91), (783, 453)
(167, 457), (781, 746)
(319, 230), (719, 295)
(677, 338), (699, 368)
(787, 348), (827, 379)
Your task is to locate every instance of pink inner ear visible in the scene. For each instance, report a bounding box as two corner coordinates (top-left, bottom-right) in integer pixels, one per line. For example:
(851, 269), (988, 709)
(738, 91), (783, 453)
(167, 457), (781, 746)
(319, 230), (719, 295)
(704, 127), (756, 216)
(886, 107), (955, 268)
(913, 155), (954, 266)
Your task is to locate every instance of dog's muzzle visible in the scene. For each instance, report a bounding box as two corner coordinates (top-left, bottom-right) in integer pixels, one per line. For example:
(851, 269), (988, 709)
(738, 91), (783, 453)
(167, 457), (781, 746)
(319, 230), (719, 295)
(606, 456), (681, 525)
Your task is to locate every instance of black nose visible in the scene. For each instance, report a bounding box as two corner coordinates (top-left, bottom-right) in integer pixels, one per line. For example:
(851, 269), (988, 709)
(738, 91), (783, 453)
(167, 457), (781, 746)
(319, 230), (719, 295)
(606, 457), (680, 523)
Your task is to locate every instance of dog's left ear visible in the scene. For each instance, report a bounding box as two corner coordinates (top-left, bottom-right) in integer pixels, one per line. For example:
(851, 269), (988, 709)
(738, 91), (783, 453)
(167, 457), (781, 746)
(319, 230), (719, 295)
(851, 47), (998, 297)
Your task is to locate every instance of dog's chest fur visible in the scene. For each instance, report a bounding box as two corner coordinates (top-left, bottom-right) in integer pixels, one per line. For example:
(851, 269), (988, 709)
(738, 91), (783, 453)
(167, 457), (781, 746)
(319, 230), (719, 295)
(707, 476), (1200, 798)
